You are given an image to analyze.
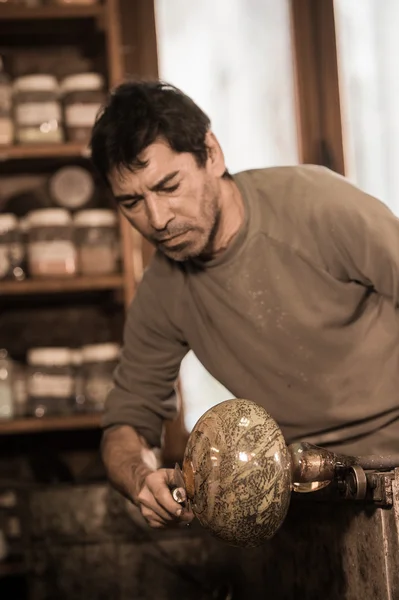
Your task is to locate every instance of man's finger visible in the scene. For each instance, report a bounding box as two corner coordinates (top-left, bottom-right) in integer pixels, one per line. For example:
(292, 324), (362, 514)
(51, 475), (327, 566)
(148, 519), (165, 529)
(147, 469), (185, 517)
(141, 506), (168, 527)
(138, 486), (175, 521)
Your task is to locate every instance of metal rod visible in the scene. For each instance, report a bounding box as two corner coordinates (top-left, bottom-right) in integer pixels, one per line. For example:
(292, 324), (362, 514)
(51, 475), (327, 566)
(355, 455), (399, 470)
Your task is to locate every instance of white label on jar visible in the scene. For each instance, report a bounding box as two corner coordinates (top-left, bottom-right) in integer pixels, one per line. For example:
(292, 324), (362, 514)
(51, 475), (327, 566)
(65, 103), (102, 127)
(29, 374), (74, 398)
(28, 241), (76, 275)
(0, 246), (10, 278)
(16, 102), (62, 126)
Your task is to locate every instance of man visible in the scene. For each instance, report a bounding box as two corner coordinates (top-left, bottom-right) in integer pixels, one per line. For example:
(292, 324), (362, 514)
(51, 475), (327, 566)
(91, 80), (399, 530)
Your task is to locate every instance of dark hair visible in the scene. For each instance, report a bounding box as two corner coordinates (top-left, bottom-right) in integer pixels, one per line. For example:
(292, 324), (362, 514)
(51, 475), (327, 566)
(90, 80), (213, 183)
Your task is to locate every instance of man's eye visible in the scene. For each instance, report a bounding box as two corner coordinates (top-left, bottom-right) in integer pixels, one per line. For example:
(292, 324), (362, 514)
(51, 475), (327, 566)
(162, 184), (180, 193)
(122, 199), (142, 210)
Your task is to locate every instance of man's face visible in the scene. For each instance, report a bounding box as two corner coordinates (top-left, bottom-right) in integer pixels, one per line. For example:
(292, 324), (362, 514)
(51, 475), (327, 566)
(109, 139), (221, 261)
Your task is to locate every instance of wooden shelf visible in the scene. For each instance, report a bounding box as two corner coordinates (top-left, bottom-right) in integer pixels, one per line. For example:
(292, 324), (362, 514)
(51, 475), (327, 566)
(0, 561), (27, 578)
(0, 413), (102, 436)
(0, 274), (124, 296)
(0, 3), (104, 22)
(0, 142), (90, 162)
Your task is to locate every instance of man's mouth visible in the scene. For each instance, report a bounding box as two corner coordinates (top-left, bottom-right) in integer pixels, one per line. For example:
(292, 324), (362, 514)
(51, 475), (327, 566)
(158, 231), (189, 244)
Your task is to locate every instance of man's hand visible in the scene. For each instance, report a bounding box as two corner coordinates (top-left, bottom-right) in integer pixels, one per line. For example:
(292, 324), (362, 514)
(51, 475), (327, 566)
(101, 425), (194, 529)
(137, 468), (194, 528)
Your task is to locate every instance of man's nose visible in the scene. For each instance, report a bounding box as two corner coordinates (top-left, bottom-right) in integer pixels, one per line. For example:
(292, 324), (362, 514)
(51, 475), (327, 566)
(146, 194), (174, 231)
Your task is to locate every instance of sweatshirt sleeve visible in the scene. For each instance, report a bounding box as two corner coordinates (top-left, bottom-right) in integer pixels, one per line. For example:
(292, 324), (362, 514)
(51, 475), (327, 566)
(102, 256), (188, 448)
(312, 169), (399, 305)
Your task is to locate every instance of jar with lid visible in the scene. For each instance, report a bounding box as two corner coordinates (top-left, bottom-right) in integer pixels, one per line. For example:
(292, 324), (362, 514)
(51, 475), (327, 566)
(0, 56), (13, 146)
(0, 349), (14, 420)
(74, 209), (119, 275)
(61, 73), (105, 144)
(26, 208), (77, 277)
(13, 75), (63, 144)
(26, 347), (74, 417)
(0, 214), (25, 281)
(81, 343), (120, 412)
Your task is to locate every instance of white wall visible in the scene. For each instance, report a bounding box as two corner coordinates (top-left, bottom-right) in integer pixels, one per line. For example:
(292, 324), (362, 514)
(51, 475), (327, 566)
(335, 0), (399, 213)
(154, 0), (299, 430)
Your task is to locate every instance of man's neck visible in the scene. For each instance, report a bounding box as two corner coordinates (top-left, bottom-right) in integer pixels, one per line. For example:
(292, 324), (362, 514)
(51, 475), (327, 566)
(208, 177), (245, 258)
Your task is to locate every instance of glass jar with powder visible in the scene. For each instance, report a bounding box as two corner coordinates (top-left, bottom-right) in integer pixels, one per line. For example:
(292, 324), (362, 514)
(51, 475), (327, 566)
(74, 209), (119, 275)
(26, 208), (77, 278)
(61, 72), (105, 144)
(13, 75), (63, 144)
(81, 343), (120, 412)
(26, 347), (74, 417)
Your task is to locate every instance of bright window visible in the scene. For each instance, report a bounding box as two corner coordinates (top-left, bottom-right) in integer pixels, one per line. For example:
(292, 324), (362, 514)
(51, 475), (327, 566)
(155, 0), (299, 430)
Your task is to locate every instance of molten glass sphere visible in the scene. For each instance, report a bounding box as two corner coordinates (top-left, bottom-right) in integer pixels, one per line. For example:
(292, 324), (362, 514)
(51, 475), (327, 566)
(182, 399), (292, 547)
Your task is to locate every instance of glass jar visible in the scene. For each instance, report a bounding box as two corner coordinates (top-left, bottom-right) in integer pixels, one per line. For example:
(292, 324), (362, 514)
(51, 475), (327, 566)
(74, 209), (119, 275)
(26, 208), (77, 277)
(0, 349), (14, 420)
(61, 73), (105, 144)
(13, 75), (63, 144)
(26, 347), (74, 417)
(81, 343), (120, 412)
(0, 56), (13, 146)
(0, 214), (25, 281)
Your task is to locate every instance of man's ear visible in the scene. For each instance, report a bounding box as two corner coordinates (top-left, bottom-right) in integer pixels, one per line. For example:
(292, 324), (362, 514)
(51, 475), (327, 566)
(205, 131), (227, 177)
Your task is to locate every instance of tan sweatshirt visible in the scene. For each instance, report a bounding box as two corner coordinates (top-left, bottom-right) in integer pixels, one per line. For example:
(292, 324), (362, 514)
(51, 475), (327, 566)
(103, 165), (399, 455)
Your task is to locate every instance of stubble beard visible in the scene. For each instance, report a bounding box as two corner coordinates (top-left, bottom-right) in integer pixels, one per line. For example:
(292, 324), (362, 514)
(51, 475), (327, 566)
(160, 185), (220, 263)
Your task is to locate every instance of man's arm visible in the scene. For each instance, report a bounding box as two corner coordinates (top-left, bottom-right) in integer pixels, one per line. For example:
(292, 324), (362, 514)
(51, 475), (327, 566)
(311, 169), (399, 303)
(101, 256), (192, 526)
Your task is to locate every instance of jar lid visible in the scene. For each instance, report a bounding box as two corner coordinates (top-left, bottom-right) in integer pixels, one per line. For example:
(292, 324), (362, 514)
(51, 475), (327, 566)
(13, 75), (59, 94)
(60, 73), (105, 94)
(27, 347), (72, 366)
(74, 209), (117, 228)
(27, 208), (72, 228)
(81, 343), (120, 363)
(49, 166), (94, 210)
(0, 213), (18, 233)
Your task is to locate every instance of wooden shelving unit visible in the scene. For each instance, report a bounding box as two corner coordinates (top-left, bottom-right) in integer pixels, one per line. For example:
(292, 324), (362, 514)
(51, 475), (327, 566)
(0, 414), (101, 436)
(0, 3), (104, 21)
(0, 142), (90, 162)
(0, 0), (140, 439)
(0, 274), (124, 296)
(0, 560), (27, 578)
(0, 0), (158, 442)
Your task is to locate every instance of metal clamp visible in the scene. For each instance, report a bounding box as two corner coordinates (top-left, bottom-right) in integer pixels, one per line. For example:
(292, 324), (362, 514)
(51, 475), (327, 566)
(337, 465), (367, 500)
